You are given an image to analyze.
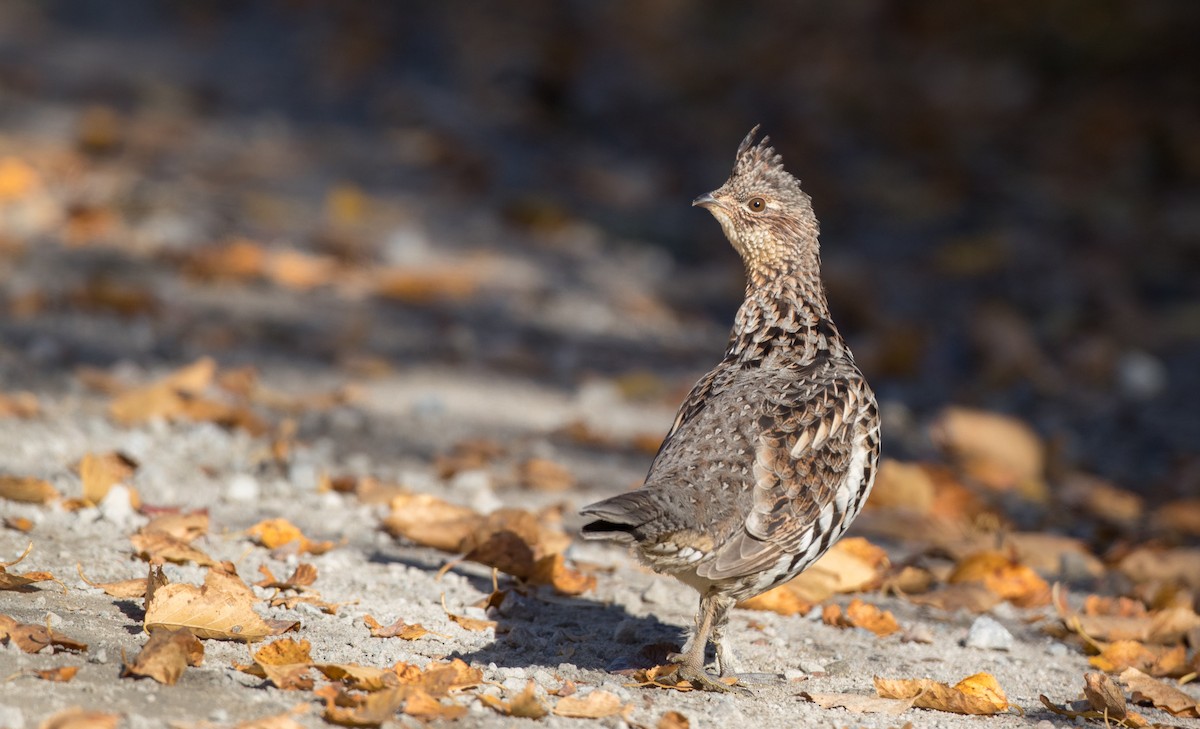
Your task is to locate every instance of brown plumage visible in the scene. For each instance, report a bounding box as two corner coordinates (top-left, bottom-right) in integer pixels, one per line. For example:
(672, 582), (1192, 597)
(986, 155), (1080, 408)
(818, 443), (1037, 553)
(580, 127), (881, 693)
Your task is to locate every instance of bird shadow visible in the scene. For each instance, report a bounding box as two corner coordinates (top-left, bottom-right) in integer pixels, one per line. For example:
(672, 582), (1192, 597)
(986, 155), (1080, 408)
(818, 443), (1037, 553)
(366, 548), (685, 673)
(451, 588), (686, 674)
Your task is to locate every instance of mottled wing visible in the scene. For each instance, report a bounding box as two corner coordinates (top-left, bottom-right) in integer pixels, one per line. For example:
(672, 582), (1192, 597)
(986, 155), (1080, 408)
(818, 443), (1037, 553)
(655, 361), (736, 455)
(697, 360), (878, 581)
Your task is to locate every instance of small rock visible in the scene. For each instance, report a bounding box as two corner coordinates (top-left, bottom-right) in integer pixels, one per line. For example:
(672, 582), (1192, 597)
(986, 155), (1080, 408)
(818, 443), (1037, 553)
(90, 647), (109, 664)
(226, 473), (260, 502)
(966, 615), (1014, 650)
(901, 625), (934, 644)
(803, 605), (823, 621)
(99, 484), (138, 526)
(1047, 641), (1070, 657)
(798, 659), (826, 674)
(1117, 350), (1167, 400)
(0, 706), (23, 729)
(209, 709), (229, 723)
(44, 611), (64, 627)
(783, 668), (806, 681)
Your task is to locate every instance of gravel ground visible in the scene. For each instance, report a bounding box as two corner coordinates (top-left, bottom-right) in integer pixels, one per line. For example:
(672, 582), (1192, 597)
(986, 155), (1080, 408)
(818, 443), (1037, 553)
(2, 5), (1198, 728)
(0, 361), (1193, 729)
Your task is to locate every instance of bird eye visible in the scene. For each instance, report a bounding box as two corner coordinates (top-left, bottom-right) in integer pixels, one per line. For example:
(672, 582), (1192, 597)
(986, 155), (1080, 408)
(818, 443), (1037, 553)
(748, 197), (766, 212)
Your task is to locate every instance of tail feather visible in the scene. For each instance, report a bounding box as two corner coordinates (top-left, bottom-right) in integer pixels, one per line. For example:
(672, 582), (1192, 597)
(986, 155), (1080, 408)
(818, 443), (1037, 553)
(579, 490), (660, 544)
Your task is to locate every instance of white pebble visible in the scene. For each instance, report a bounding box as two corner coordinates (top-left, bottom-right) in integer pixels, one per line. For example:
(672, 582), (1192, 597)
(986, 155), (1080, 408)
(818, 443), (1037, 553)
(1117, 350), (1167, 399)
(99, 484), (138, 526)
(226, 473), (260, 502)
(965, 615), (1014, 650)
(0, 706), (24, 729)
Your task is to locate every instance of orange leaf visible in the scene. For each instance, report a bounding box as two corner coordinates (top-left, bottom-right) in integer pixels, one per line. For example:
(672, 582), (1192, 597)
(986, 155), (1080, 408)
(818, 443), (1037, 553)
(949, 551), (1050, 607)
(822, 599), (901, 637)
(122, 628), (204, 685)
(553, 690), (630, 718)
(78, 452), (137, 506)
(529, 553), (596, 596)
(363, 614), (430, 640)
(874, 672), (1008, 715)
(0, 475), (59, 504)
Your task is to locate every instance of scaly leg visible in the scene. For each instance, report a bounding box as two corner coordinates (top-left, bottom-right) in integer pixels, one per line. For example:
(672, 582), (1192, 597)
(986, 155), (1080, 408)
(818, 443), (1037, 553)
(708, 595), (742, 676)
(669, 592), (749, 694)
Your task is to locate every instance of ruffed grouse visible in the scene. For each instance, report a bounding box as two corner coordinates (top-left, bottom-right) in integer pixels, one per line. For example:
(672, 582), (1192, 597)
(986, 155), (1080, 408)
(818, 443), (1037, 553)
(580, 127), (881, 693)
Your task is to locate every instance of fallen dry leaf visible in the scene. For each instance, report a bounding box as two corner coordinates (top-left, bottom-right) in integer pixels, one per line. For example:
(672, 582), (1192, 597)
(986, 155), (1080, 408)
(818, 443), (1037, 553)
(255, 563), (318, 592)
(1117, 547), (1200, 591)
(948, 550), (1050, 607)
(144, 566), (285, 641)
(130, 531), (215, 567)
(800, 691), (914, 715)
(1053, 586), (1200, 644)
(108, 357), (216, 425)
(1084, 671), (1129, 718)
(479, 681), (550, 719)
(4, 516), (34, 532)
(363, 614), (430, 640)
(235, 638), (318, 691)
(517, 457), (575, 492)
(1, 542), (59, 590)
(246, 517), (335, 555)
(0, 475), (59, 504)
(393, 658), (483, 697)
(37, 707), (120, 729)
(1039, 694), (1149, 727)
(823, 599), (901, 637)
(30, 666), (80, 682)
(0, 614), (88, 653)
(383, 493), (481, 552)
(77, 564), (158, 599)
(931, 406), (1046, 499)
(553, 689), (630, 718)
(141, 511), (209, 542)
(433, 438), (505, 479)
(657, 710), (691, 729)
(442, 595), (496, 633)
(1090, 640), (1189, 677)
(529, 553), (597, 596)
(1120, 667), (1200, 718)
(625, 663), (741, 692)
(319, 684), (409, 727)
(874, 672), (1008, 715)
(867, 459), (937, 513)
(400, 689), (468, 721)
(739, 537), (887, 614)
(372, 265), (480, 304)
(737, 583), (814, 616)
(122, 627), (204, 685)
(314, 663), (396, 692)
(0, 391), (39, 418)
(77, 451), (137, 505)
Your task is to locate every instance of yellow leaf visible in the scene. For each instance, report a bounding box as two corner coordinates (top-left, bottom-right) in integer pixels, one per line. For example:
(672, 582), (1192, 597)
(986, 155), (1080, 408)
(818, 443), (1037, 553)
(874, 672), (1008, 715)
(144, 567), (276, 642)
(553, 690), (629, 718)
(0, 475), (59, 504)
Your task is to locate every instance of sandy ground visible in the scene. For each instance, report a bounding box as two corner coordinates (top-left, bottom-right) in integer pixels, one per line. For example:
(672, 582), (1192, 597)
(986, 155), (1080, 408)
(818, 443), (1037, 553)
(0, 359), (1192, 729)
(0, 6), (1197, 726)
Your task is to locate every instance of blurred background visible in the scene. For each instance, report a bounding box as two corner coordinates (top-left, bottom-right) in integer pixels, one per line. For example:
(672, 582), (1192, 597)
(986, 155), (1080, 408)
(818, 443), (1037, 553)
(0, 0), (1197, 501)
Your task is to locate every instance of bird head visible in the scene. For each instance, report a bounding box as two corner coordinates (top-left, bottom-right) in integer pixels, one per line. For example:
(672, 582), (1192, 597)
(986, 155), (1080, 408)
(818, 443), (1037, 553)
(693, 126), (819, 277)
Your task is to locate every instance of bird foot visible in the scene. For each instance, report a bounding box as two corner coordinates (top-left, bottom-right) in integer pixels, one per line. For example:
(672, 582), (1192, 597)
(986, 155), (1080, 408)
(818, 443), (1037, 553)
(673, 663), (752, 695)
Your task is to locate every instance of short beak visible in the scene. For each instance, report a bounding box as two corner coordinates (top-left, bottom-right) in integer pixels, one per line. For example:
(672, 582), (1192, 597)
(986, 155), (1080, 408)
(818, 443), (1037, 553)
(692, 191), (718, 208)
